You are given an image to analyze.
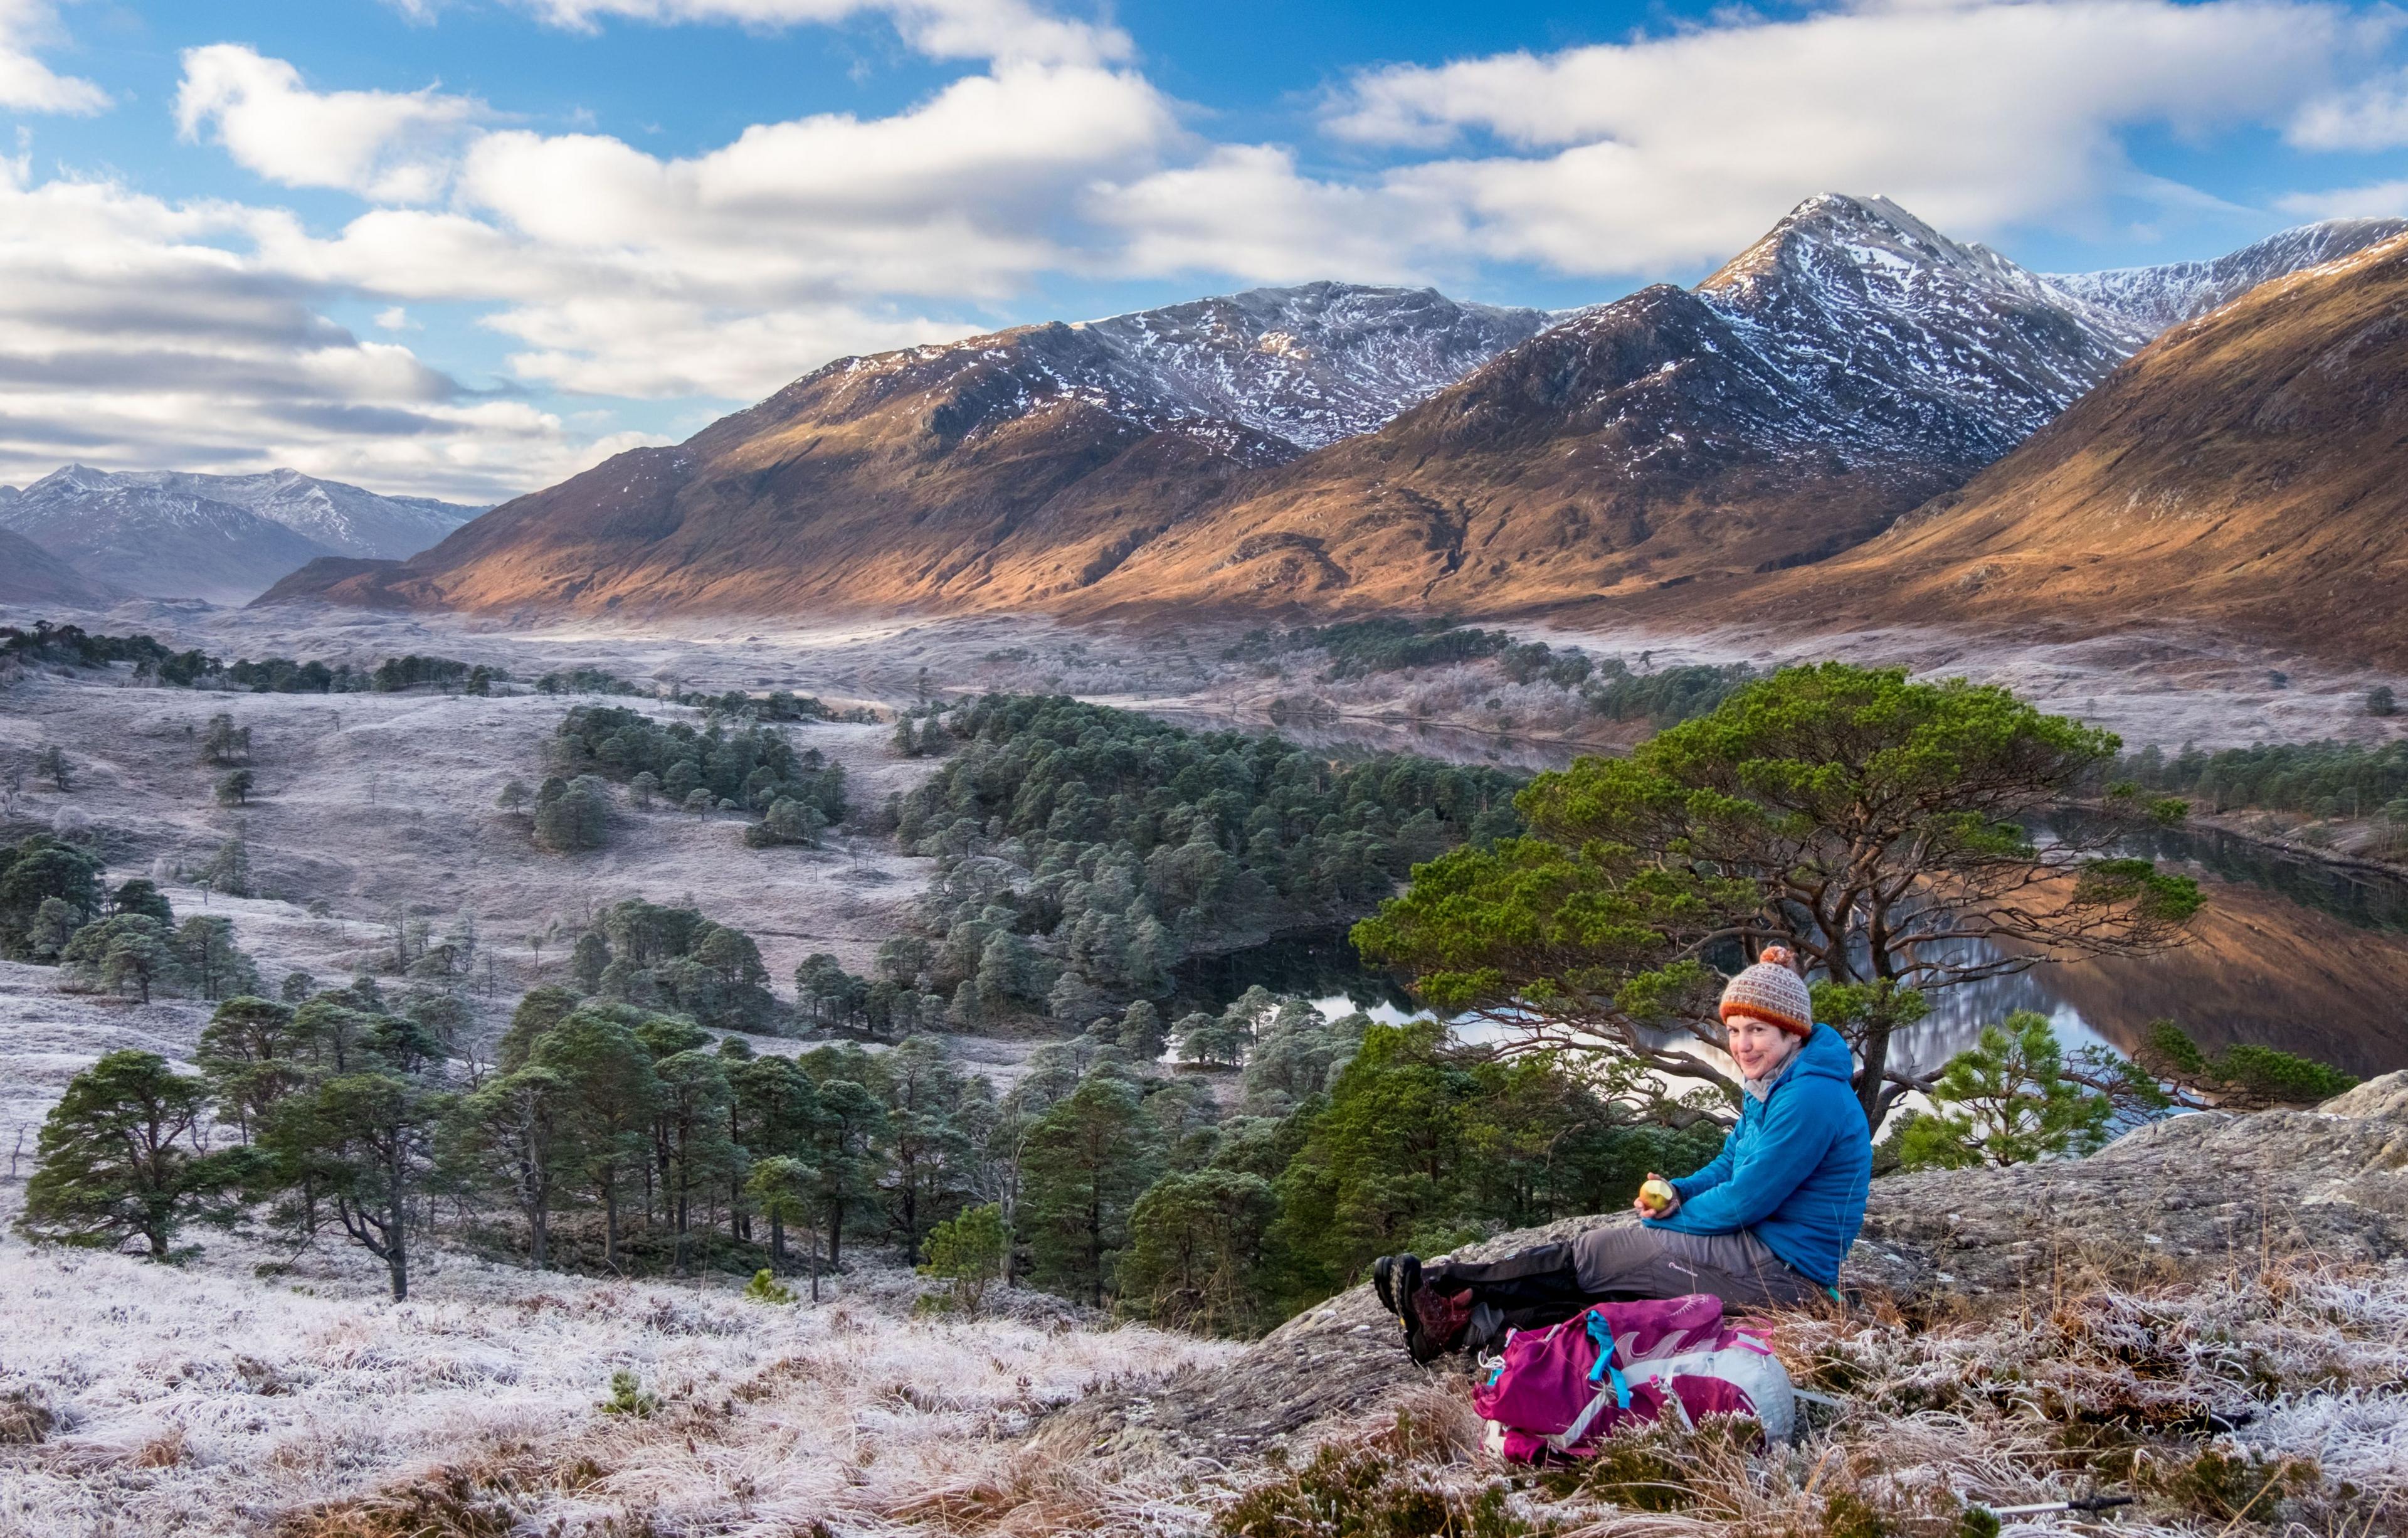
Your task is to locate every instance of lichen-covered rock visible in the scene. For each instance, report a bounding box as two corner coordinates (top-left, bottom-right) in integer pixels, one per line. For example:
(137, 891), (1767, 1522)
(2321, 1069), (2408, 1120)
(1044, 1088), (2408, 1462)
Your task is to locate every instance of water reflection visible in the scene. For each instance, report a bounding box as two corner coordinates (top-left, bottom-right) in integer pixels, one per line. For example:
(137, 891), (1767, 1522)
(1171, 930), (1419, 1019)
(2050, 809), (2408, 934)
(1178, 839), (2408, 1079)
(1149, 708), (2408, 1079)
(1185, 926), (2112, 1076)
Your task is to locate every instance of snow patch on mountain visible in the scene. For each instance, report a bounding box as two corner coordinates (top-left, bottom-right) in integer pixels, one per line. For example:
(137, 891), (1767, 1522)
(800, 282), (1550, 461)
(65, 467), (482, 560)
(1071, 282), (1551, 450)
(1687, 193), (2143, 465)
(1521, 196), (2402, 492)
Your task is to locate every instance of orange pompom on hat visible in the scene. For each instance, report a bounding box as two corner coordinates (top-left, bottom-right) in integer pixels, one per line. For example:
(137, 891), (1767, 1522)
(1718, 945), (1814, 1037)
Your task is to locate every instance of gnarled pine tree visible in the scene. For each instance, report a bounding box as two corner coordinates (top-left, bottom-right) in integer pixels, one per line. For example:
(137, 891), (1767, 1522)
(1355, 663), (2202, 1127)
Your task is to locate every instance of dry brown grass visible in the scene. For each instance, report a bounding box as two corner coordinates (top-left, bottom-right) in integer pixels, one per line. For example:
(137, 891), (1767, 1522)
(0, 1386), (55, 1445)
(132, 1426), (189, 1468)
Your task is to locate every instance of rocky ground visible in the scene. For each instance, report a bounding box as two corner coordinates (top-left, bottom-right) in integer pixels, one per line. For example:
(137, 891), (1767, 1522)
(1050, 1075), (2408, 1465)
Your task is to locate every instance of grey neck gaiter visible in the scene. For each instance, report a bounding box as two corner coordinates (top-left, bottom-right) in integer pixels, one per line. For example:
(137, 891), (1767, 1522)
(1742, 1041), (1802, 1104)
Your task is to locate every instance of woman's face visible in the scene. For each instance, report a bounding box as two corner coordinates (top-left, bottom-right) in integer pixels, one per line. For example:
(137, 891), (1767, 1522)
(1727, 1017), (1798, 1081)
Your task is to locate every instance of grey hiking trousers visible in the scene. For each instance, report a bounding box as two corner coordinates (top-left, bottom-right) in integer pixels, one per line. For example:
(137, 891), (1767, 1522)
(1571, 1223), (1821, 1308)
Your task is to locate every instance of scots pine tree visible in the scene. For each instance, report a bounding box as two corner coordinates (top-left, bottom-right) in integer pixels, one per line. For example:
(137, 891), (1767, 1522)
(18, 1050), (213, 1258)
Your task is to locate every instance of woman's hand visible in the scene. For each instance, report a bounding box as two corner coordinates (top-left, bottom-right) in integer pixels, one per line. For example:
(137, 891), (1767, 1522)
(1633, 1174), (1680, 1219)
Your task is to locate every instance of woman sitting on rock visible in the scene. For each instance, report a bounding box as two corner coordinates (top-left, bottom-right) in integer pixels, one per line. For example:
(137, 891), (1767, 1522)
(1372, 947), (1872, 1361)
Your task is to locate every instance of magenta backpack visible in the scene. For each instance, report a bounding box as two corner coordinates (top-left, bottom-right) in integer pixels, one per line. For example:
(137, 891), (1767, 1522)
(1472, 1294), (1795, 1461)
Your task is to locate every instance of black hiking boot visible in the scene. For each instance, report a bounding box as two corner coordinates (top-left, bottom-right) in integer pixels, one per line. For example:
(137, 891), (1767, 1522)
(1373, 1254), (1418, 1319)
(1405, 1276), (1472, 1364)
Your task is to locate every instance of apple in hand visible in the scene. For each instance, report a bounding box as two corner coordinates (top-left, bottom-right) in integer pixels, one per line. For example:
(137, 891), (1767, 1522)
(1635, 1175), (1679, 1217)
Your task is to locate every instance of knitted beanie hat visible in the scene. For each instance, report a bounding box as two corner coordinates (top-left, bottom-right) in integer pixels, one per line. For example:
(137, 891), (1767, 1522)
(1719, 945), (1814, 1037)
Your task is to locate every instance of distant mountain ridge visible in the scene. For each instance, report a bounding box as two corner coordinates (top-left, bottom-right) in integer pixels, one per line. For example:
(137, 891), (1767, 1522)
(264, 284), (1548, 614)
(1061, 282), (1551, 450)
(0, 526), (115, 607)
(1, 465), (482, 606)
(2045, 218), (2408, 334)
(265, 201), (2405, 639)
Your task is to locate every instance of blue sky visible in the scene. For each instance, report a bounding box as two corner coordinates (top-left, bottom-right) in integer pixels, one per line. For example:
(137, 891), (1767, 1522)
(3, 0), (2405, 501)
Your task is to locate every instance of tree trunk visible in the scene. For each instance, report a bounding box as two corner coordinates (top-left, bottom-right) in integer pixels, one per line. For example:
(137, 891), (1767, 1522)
(388, 1198), (409, 1302)
(769, 1211), (786, 1273)
(603, 1178), (620, 1268)
(828, 1201), (844, 1268)
(1857, 1024), (1893, 1129)
(675, 1182), (690, 1276)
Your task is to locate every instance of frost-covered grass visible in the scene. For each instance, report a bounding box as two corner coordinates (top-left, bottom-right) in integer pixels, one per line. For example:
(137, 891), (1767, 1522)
(1780, 1261), (2408, 1516)
(8, 1224), (2395, 1537)
(0, 1233), (1240, 1537)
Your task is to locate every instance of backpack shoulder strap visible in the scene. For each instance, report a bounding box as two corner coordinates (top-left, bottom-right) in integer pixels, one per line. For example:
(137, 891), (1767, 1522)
(1584, 1312), (1633, 1408)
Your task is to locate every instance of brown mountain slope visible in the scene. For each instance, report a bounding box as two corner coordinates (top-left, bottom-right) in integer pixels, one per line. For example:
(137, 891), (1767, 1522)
(283, 201), (2397, 629)
(288, 333), (1287, 616)
(270, 284), (1541, 617)
(1745, 230), (2408, 664)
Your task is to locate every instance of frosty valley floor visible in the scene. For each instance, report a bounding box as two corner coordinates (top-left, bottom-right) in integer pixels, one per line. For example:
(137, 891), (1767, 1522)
(4, 602), (2408, 1537)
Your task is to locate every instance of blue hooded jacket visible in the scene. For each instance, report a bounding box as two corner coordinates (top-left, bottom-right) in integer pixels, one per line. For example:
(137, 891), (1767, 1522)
(1645, 1023), (1871, 1286)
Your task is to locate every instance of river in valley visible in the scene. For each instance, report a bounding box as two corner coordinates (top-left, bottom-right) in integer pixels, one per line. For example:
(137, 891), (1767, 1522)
(1168, 717), (2408, 1081)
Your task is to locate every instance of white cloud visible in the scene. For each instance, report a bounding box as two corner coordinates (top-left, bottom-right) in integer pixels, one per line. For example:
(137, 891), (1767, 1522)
(0, 164), (641, 501)
(2289, 67), (2408, 149)
(482, 293), (969, 398)
(373, 306), (414, 329)
(254, 56), (1176, 398)
(1094, 145), (1454, 285)
(176, 44), (484, 203)
(0, 0), (106, 114)
(491, 0), (1126, 65)
(453, 61), (1166, 285)
(1306, 0), (2368, 275)
(2276, 179), (2408, 219)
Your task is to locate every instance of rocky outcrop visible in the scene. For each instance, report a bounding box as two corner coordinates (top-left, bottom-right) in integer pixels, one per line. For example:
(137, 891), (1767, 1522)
(1044, 1077), (2408, 1463)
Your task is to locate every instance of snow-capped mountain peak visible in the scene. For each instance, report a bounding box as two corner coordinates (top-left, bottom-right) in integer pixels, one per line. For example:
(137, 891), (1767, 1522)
(59, 466), (483, 560)
(1676, 193), (2141, 464)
